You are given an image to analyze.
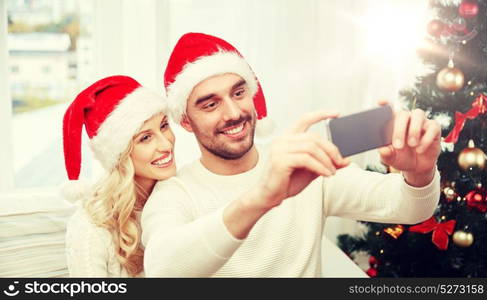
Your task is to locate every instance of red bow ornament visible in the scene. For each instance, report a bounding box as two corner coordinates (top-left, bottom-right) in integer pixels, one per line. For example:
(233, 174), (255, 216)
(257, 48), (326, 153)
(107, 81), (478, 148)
(444, 94), (487, 144)
(466, 187), (487, 213)
(409, 217), (456, 250)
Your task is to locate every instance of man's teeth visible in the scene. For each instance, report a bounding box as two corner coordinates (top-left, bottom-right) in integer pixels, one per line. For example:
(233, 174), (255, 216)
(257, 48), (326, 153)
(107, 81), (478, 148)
(223, 124), (244, 135)
(152, 154), (172, 165)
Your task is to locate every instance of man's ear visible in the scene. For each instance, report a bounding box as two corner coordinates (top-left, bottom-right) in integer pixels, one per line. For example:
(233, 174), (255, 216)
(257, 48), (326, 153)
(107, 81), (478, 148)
(180, 114), (194, 133)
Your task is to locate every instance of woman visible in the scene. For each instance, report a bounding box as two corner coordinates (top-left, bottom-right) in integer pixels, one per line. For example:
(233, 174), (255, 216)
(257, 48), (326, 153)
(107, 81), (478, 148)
(63, 75), (176, 277)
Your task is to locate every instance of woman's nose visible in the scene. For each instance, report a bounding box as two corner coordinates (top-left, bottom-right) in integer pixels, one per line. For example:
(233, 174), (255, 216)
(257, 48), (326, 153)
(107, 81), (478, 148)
(155, 133), (173, 152)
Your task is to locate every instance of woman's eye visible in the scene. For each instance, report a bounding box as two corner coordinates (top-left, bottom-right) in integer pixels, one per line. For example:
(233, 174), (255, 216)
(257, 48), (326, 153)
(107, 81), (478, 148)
(139, 134), (151, 142)
(160, 122), (169, 130)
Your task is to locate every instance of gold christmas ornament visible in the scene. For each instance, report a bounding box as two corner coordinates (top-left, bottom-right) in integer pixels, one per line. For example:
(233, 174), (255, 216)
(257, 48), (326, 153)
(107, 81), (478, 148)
(436, 67), (465, 92)
(458, 140), (486, 170)
(452, 230), (474, 247)
(436, 60), (464, 92)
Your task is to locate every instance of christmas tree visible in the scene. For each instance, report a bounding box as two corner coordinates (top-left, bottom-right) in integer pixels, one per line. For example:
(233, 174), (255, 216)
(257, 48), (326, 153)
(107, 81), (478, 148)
(338, 0), (487, 277)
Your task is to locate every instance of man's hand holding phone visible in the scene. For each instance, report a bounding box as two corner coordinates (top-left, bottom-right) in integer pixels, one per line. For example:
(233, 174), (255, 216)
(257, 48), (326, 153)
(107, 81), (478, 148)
(325, 100), (440, 187)
(377, 100), (441, 187)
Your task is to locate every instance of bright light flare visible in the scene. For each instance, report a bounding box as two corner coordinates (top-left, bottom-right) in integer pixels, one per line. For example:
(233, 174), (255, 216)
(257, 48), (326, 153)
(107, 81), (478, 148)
(359, 2), (430, 62)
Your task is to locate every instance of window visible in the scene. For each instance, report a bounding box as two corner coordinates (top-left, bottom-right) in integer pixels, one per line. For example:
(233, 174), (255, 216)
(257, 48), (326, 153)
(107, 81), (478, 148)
(2, 0), (167, 192)
(4, 0), (94, 189)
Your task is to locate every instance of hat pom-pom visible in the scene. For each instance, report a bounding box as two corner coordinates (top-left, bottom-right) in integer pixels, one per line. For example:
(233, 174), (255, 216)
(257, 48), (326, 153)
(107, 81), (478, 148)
(255, 117), (276, 138)
(60, 179), (91, 203)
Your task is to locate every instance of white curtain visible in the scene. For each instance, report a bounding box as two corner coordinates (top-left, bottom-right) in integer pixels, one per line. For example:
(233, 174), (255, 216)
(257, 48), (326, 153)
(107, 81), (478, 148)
(0, 0), (14, 191)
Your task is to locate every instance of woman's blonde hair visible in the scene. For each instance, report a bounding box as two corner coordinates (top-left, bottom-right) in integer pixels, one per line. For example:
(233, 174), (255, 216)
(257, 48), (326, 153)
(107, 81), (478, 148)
(84, 140), (148, 276)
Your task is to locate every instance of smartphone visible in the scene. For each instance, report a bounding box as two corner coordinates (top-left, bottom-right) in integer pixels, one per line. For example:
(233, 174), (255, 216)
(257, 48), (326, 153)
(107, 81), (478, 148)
(326, 105), (394, 157)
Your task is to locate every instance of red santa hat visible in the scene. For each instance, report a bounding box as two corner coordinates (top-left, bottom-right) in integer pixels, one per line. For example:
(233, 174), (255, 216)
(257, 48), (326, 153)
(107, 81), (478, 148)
(63, 75), (167, 182)
(164, 32), (274, 136)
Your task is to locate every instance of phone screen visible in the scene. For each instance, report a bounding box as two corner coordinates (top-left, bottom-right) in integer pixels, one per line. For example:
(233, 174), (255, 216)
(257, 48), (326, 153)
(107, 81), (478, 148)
(327, 105), (394, 157)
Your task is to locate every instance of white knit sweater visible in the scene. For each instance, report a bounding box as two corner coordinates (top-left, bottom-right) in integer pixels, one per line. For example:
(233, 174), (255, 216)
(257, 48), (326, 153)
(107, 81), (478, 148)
(141, 147), (440, 277)
(65, 206), (143, 277)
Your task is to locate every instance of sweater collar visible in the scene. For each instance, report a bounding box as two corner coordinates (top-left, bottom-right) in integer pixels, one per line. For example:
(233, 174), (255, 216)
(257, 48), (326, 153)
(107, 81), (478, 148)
(192, 144), (267, 187)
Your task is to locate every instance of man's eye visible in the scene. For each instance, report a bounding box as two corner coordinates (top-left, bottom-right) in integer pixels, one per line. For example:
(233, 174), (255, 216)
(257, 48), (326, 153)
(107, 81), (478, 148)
(203, 102), (217, 109)
(160, 122), (169, 130)
(234, 89), (245, 97)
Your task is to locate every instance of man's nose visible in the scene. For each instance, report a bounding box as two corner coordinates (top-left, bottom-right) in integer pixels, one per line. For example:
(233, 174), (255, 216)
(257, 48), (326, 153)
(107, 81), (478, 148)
(221, 97), (241, 121)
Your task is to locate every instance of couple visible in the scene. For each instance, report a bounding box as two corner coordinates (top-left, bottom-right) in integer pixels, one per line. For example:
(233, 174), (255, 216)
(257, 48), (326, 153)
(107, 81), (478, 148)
(63, 33), (441, 277)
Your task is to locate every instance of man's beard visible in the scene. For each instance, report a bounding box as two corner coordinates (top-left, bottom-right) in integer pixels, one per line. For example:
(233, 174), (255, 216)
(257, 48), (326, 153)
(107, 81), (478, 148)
(191, 112), (256, 160)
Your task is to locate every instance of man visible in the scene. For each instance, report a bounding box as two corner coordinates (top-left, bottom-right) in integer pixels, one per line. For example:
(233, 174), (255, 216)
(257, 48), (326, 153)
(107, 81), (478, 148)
(141, 33), (441, 277)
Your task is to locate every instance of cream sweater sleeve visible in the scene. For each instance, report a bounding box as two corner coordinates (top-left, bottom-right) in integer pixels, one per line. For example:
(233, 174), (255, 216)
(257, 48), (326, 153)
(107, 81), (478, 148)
(65, 207), (110, 277)
(141, 178), (243, 277)
(323, 163), (441, 224)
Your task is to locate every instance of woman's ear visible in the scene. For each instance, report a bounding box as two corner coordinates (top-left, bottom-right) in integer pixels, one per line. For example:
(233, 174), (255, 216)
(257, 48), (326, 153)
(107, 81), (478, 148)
(180, 115), (194, 133)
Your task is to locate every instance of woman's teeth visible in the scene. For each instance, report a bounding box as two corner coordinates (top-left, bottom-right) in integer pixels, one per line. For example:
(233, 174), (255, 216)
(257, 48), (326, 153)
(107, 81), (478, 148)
(152, 153), (172, 166)
(223, 124), (244, 135)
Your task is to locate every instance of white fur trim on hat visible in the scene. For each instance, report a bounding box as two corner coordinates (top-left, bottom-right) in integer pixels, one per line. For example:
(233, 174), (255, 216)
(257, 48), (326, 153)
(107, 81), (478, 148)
(166, 50), (258, 123)
(60, 179), (91, 203)
(90, 87), (167, 171)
